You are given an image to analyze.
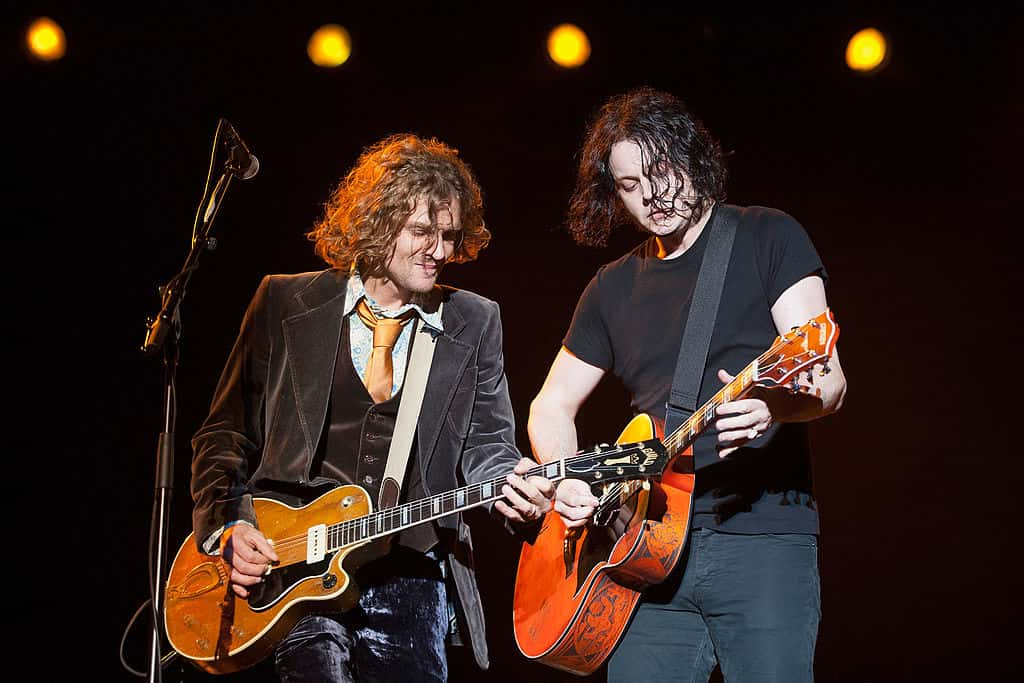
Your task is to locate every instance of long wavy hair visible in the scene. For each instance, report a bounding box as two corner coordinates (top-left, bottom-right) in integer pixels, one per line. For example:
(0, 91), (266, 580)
(566, 87), (728, 246)
(307, 134), (489, 273)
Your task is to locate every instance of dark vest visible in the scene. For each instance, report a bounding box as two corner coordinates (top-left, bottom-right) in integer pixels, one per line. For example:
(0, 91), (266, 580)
(313, 316), (440, 552)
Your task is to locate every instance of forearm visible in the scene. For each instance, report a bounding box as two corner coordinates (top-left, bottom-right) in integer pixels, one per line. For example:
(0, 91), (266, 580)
(527, 395), (581, 464)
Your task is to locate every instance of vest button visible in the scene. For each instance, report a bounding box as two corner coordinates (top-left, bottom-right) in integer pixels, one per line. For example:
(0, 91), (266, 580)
(363, 475), (374, 485)
(363, 454), (376, 463)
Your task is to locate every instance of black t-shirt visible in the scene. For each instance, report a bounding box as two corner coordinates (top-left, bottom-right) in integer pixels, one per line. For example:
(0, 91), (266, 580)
(564, 203), (827, 534)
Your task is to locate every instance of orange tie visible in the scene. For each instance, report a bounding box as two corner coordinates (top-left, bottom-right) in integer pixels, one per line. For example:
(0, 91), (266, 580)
(355, 299), (415, 403)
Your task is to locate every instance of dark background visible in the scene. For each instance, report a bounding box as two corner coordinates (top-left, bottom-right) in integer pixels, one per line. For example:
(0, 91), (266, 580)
(5, 2), (1021, 681)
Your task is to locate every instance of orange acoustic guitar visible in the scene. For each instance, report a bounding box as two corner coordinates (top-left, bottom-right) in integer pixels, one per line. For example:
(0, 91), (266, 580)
(164, 439), (670, 674)
(513, 309), (839, 675)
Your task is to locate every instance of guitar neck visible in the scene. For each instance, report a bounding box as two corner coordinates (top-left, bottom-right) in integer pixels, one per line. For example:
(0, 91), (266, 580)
(662, 357), (762, 458)
(324, 452), (615, 552)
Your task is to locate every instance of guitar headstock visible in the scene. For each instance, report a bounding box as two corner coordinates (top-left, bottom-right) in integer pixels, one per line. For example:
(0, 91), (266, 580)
(756, 308), (840, 392)
(564, 439), (670, 485)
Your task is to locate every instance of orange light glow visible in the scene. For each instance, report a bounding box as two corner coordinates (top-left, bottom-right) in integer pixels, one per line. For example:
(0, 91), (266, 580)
(27, 17), (66, 62)
(846, 28), (889, 74)
(547, 23), (590, 69)
(308, 24), (352, 68)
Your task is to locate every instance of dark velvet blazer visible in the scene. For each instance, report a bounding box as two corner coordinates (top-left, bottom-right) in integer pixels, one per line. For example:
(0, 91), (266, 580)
(190, 269), (522, 669)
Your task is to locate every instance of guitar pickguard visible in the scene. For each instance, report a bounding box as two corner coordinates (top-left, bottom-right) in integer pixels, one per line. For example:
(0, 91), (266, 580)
(247, 554), (336, 611)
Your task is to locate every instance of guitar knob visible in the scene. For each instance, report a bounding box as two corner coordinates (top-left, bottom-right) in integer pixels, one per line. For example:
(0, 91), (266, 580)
(820, 363), (832, 376)
(322, 574), (338, 589)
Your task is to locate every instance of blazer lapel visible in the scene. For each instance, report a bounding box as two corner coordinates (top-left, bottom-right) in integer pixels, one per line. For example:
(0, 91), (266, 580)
(281, 272), (347, 463)
(417, 295), (472, 474)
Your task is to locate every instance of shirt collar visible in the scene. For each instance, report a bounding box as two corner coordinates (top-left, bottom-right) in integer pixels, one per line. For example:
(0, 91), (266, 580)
(344, 270), (444, 332)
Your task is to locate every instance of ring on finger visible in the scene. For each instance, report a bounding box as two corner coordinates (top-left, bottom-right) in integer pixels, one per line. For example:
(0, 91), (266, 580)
(747, 428), (758, 440)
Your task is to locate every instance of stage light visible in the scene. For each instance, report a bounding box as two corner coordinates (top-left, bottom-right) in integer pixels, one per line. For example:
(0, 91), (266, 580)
(846, 27), (889, 74)
(308, 24), (352, 68)
(547, 23), (590, 69)
(26, 17), (66, 62)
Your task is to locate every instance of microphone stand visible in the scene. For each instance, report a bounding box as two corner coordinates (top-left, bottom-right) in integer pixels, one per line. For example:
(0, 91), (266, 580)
(141, 156), (236, 682)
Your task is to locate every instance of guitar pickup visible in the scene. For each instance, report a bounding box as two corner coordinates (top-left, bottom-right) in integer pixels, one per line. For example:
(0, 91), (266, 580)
(307, 524), (327, 564)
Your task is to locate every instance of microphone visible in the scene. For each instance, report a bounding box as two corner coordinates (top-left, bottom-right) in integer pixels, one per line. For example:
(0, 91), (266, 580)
(220, 118), (260, 180)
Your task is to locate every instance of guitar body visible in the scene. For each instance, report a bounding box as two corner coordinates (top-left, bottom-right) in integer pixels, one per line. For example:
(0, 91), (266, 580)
(513, 414), (695, 675)
(165, 485), (384, 674)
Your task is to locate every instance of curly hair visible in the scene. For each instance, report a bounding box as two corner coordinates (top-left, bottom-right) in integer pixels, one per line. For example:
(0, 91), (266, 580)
(307, 134), (489, 273)
(566, 87), (728, 247)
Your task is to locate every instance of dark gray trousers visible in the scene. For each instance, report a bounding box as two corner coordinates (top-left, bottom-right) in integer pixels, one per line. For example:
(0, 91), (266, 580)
(608, 528), (821, 682)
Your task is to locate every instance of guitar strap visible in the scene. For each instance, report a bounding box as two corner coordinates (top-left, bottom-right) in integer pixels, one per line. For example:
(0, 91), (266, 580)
(378, 298), (443, 510)
(665, 204), (740, 435)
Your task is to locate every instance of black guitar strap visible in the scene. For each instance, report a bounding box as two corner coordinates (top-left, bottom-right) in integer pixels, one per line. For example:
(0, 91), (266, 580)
(665, 204), (740, 436)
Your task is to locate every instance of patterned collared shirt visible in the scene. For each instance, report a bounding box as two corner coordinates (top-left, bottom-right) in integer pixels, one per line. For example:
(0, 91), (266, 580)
(343, 272), (444, 396)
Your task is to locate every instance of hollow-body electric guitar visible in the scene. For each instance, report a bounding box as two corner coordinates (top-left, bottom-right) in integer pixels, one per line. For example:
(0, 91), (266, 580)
(164, 440), (669, 674)
(512, 309), (839, 675)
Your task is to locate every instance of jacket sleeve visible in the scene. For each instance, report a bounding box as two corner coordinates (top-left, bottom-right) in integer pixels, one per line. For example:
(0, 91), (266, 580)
(458, 300), (521, 485)
(457, 301), (544, 537)
(189, 276), (273, 550)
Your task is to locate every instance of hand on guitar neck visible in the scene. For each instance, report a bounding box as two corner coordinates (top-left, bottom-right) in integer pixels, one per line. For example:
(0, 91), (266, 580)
(494, 457), (557, 525)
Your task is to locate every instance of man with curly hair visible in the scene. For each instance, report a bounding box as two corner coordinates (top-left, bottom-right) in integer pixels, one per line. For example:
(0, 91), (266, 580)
(529, 88), (847, 681)
(190, 133), (554, 681)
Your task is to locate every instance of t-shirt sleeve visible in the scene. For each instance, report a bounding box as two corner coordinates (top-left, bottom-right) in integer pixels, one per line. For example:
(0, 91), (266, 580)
(562, 268), (614, 370)
(755, 208), (828, 306)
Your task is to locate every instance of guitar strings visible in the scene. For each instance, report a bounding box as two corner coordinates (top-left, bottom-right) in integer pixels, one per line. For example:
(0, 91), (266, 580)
(255, 449), (614, 563)
(661, 340), (821, 455)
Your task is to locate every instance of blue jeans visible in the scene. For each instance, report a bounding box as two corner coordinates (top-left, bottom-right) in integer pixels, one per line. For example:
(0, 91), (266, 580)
(274, 552), (448, 682)
(608, 528), (821, 682)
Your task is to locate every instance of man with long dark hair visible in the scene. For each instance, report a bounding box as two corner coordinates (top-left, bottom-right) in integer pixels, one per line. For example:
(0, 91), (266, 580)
(529, 88), (847, 680)
(190, 134), (554, 681)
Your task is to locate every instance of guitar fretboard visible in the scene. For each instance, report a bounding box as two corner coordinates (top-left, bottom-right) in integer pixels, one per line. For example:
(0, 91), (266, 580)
(662, 361), (759, 457)
(325, 446), (645, 550)
(661, 330), (822, 457)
